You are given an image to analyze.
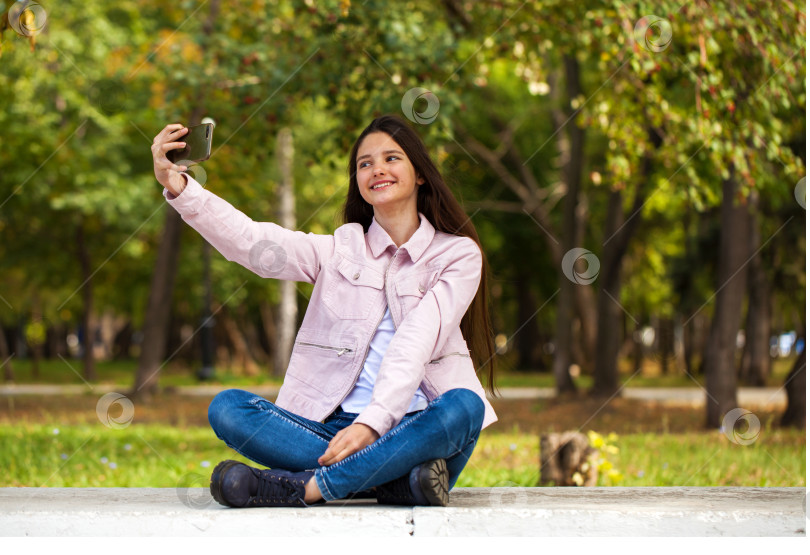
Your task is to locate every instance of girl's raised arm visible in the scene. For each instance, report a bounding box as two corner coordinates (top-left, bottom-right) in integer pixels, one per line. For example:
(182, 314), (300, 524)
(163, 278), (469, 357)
(151, 124), (335, 284)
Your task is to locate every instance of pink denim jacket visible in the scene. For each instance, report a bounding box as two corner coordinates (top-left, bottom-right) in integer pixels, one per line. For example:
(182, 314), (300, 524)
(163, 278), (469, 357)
(163, 175), (497, 437)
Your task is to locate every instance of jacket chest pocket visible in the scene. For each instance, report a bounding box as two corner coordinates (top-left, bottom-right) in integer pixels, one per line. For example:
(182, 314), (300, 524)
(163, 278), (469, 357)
(395, 271), (436, 316)
(323, 258), (384, 320)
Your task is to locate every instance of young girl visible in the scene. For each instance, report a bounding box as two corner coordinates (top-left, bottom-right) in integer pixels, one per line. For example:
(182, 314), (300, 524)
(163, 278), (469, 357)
(151, 115), (498, 507)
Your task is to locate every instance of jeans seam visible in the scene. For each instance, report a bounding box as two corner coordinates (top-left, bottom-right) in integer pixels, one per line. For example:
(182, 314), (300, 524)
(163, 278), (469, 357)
(249, 397), (333, 442)
(219, 442), (251, 463)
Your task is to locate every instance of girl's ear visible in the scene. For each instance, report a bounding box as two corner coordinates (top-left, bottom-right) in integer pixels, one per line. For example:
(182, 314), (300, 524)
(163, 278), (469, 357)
(417, 175), (425, 185)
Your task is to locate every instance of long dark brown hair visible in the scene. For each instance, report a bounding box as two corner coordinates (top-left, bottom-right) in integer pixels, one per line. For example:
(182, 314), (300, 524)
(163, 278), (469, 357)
(341, 115), (497, 395)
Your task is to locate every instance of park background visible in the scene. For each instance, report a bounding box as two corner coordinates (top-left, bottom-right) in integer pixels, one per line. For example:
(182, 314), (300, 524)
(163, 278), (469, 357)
(0, 0), (805, 490)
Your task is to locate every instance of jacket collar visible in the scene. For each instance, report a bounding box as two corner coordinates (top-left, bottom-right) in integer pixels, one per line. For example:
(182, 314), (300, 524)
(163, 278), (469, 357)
(368, 211), (435, 263)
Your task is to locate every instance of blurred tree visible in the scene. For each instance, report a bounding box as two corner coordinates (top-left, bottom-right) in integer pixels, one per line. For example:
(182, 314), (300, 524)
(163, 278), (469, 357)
(132, 0), (221, 399)
(0, 0), (804, 415)
(1, 0), (162, 381)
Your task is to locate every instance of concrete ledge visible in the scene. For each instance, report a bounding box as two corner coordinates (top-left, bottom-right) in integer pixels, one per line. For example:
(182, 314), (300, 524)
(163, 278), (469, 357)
(0, 487), (804, 536)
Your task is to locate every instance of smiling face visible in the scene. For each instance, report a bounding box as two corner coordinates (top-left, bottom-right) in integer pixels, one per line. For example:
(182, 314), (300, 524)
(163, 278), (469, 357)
(355, 131), (424, 217)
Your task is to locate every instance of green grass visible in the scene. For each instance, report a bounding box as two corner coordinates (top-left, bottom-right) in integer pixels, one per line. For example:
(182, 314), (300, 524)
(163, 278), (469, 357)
(456, 427), (806, 488)
(2, 423), (803, 488)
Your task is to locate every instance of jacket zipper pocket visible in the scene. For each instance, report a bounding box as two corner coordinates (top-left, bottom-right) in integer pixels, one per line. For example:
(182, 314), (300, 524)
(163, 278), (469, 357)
(428, 352), (471, 364)
(296, 341), (354, 356)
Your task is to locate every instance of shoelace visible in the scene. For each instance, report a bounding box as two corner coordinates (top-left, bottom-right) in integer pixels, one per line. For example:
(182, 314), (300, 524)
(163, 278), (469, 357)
(254, 470), (302, 504)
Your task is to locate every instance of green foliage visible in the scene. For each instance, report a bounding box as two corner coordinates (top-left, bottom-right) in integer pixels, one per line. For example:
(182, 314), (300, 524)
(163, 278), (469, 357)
(0, 0), (804, 383)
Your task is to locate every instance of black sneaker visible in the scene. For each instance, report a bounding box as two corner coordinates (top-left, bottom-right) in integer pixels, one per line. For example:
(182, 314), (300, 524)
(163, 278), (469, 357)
(375, 458), (449, 506)
(210, 460), (315, 508)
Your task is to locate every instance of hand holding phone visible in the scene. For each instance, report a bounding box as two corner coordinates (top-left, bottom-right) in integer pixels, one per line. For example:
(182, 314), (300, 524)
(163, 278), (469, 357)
(152, 124), (190, 195)
(167, 123), (214, 163)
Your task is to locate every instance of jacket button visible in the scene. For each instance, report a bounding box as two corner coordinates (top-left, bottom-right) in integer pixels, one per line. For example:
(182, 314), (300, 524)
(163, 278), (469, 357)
(353, 272), (360, 280)
(418, 284), (426, 293)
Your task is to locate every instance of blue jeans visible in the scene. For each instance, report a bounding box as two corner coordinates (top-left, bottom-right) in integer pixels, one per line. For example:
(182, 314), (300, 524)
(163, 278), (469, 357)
(207, 387), (485, 502)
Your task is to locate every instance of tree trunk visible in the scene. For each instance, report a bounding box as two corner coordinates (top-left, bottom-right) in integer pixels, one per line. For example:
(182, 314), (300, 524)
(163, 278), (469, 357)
(673, 315), (687, 375)
(687, 312), (710, 377)
(236, 303), (268, 365)
(47, 319), (67, 359)
(739, 192), (771, 386)
(780, 349), (805, 428)
(571, 167), (596, 374)
(570, 317), (587, 374)
(260, 300), (278, 370)
(26, 291), (43, 380)
(552, 284), (577, 393)
(132, 208), (184, 398)
(592, 191), (624, 396)
(274, 127), (298, 378)
(683, 314), (695, 376)
(591, 126), (661, 397)
(658, 317), (674, 375)
(515, 269), (546, 371)
(113, 320), (133, 360)
(198, 240), (216, 379)
(221, 308), (261, 376)
(550, 54), (586, 395)
(0, 326), (13, 381)
(76, 223), (96, 381)
(703, 169), (749, 428)
(631, 316), (644, 373)
(131, 0), (221, 397)
(98, 310), (116, 361)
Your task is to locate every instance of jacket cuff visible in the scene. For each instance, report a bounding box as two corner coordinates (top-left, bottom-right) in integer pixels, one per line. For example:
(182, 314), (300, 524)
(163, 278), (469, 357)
(353, 405), (396, 439)
(162, 173), (199, 211)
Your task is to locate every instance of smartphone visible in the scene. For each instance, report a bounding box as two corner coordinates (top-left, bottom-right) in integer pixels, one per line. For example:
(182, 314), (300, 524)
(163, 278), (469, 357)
(167, 123), (213, 163)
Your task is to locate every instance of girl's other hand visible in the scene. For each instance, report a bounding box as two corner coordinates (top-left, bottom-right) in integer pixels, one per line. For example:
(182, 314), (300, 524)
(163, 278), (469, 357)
(318, 423), (380, 466)
(151, 123), (190, 196)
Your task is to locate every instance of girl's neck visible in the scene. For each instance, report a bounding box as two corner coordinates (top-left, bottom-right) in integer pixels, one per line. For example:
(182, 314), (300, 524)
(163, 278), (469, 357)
(373, 207), (420, 248)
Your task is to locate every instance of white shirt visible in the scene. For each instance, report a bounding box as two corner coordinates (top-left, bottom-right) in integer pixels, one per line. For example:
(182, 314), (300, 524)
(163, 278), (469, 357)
(341, 305), (428, 414)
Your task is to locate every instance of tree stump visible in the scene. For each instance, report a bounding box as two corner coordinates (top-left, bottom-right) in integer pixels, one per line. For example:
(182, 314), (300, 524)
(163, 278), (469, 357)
(539, 431), (598, 486)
